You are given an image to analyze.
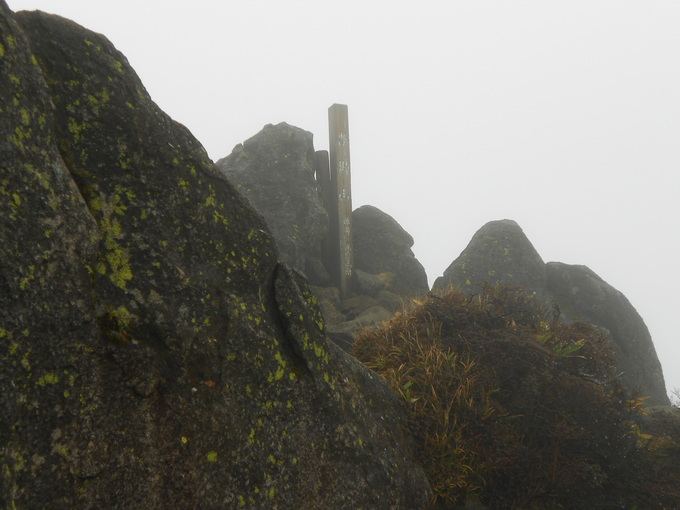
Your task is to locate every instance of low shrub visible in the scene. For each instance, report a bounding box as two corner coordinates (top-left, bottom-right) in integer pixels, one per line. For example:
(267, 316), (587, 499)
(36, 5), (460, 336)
(353, 284), (680, 509)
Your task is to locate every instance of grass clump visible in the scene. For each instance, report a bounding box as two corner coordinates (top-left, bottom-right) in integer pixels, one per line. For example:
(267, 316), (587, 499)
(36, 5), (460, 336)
(353, 284), (680, 509)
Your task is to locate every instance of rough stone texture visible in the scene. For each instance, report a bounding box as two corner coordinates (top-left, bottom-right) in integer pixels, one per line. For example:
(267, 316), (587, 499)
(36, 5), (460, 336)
(433, 219), (547, 298)
(353, 205), (429, 298)
(0, 6), (432, 508)
(547, 262), (669, 405)
(215, 123), (328, 276)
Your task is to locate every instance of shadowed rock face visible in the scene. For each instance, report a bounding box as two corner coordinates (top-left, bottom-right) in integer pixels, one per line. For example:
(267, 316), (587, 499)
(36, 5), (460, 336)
(216, 123), (329, 275)
(0, 5), (431, 508)
(353, 205), (429, 298)
(546, 262), (669, 405)
(433, 220), (669, 406)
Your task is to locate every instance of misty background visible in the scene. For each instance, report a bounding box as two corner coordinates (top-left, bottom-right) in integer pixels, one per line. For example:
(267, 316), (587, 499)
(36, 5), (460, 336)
(7, 0), (679, 399)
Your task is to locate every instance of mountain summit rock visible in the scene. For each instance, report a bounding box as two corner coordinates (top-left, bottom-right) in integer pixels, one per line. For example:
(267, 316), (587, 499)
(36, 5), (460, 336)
(0, 5), (431, 508)
(434, 219), (547, 298)
(434, 219), (669, 405)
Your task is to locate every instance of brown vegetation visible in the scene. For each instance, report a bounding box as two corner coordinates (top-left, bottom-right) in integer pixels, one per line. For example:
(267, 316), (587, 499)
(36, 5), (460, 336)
(353, 284), (680, 509)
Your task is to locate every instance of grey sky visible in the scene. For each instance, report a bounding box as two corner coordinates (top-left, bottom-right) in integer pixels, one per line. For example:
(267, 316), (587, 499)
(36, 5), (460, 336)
(7, 0), (679, 399)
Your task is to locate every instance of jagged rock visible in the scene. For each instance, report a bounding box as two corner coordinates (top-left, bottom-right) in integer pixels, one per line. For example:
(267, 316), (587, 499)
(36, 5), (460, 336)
(215, 123), (328, 275)
(352, 205), (429, 297)
(433, 219), (547, 298)
(0, 6), (432, 508)
(547, 262), (669, 405)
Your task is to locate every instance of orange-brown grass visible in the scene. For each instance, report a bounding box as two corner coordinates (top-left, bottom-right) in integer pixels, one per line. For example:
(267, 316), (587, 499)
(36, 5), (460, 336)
(353, 284), (680, 509)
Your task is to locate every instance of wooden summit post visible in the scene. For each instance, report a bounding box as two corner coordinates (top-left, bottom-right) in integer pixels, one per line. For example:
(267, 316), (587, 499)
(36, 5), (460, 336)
(328, 104), (353, 298)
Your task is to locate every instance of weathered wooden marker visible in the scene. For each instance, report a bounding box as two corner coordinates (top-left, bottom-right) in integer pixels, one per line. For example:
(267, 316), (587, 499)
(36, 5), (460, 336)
(328, 104), (353, 298)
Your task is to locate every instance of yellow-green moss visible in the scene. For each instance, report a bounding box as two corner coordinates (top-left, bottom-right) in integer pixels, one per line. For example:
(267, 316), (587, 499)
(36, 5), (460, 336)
(206, 451), (218, 462)
(100, 217), (133, 289)
(19, 109), (31, 127)
(35, 373), (59, 386)
(10, 125), (30, 149)
(89, 196), (102, 211)
(19, 265), (35, 290)
(109, 306), (132, 329)
(67, 117), (86, 143)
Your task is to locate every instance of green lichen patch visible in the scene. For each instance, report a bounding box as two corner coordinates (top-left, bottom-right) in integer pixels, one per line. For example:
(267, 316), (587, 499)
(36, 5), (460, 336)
(1, 10), (435, 508)
(100, 217), (133, 289)
(35, 372), (59, 386)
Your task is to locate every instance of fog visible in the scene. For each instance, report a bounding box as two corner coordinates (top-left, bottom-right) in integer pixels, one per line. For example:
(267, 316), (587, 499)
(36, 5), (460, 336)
(7, 0), (679, 399)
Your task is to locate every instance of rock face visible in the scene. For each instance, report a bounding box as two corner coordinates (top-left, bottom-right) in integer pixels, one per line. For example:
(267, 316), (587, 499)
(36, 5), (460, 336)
(546, 262), (668, 405)
(433, 219), (669, 406)
(0, 6), (431, 508)
(433, 219), (547, 298)
(216, 123), (329, 277)
(353, 205), (429, 298)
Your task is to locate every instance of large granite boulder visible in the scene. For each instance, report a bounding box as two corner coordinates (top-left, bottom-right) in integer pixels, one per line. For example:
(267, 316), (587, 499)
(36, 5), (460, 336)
(433, 219), (547, 298)
(547, 262), (669, 405)
(433, 219), (669, 406)
(0, 6), (432, 508)
(352, 205), (428, 298)
(216, 123), (329, 276)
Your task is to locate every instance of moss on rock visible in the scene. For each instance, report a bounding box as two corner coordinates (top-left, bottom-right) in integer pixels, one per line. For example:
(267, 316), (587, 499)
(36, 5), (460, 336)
(1, 4), (431, 508)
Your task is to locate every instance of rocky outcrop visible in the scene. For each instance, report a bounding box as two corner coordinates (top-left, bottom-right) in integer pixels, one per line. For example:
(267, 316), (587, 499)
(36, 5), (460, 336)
(433, 219), (669, 405)
(546, 262), (668, 405)
(0, 6), (431, 508)
(433, 219), (547, 298)
(353, 205), (429, 298)
(216, 123), (329, 277)
(213, 124), (430, 349)
(316, 206), (429, 350)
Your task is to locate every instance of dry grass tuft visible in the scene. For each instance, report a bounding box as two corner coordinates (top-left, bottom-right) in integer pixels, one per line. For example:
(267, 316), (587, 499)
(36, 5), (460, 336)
(354, 284), (680, 509)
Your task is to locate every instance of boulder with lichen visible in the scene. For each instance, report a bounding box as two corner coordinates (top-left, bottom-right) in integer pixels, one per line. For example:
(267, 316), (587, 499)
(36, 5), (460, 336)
(0, 5), (431, 508)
